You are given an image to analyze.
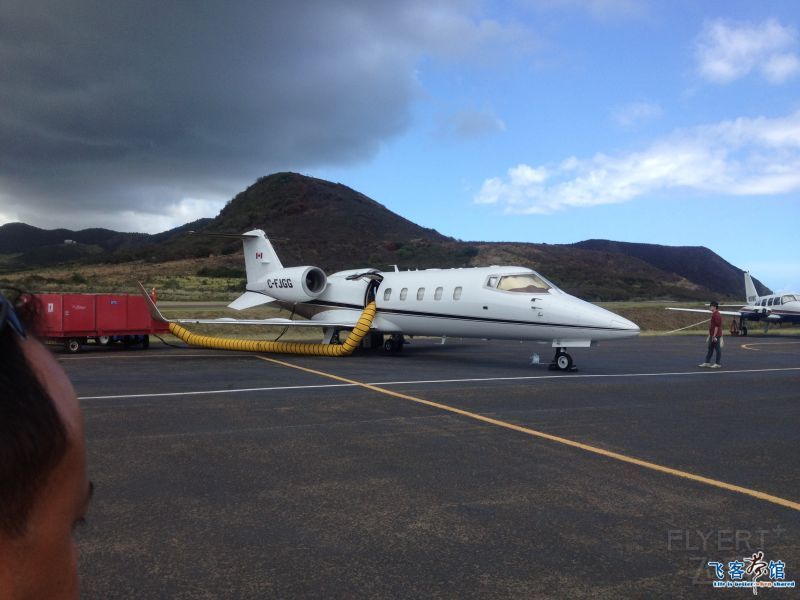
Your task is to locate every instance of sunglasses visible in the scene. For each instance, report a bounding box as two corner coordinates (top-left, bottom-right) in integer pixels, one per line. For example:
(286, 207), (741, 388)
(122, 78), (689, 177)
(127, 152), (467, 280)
(0, 292), (27, 338)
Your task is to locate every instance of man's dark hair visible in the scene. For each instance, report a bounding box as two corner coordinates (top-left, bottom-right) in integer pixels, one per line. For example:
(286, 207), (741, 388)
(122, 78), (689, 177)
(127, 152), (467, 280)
(0, 291), (68, 537)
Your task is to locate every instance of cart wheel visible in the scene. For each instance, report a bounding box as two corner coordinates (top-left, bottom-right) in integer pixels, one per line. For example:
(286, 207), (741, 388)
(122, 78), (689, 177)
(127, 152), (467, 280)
(65, 338), (81, 353)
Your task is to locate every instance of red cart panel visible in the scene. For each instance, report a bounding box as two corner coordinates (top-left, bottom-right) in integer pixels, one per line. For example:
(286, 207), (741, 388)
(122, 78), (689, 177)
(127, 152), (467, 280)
(36, 294), (64, 334)
(96, 295), (128, 331)
(126, 296), (151, 330)
(62, 294), (96, 334)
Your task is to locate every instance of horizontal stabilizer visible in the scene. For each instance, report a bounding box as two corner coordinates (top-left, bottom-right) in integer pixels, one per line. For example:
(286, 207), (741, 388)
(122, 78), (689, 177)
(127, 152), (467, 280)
(189, 231), (262, 239)
(666, 307), (741, 317)
(228, 291), (276, 310)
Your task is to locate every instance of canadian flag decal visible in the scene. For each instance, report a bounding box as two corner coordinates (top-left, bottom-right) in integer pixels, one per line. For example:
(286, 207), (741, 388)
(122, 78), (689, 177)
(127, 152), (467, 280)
(256, 252), (263, 259)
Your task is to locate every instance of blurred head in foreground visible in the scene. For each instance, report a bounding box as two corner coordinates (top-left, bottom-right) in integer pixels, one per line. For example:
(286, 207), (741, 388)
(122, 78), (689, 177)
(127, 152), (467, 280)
(0, 291), (91, 599)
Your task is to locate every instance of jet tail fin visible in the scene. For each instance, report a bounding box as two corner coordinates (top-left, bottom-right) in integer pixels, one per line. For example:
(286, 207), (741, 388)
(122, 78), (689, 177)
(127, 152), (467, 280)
(744, 272), (758, 304)
(190, 229), (283, 287)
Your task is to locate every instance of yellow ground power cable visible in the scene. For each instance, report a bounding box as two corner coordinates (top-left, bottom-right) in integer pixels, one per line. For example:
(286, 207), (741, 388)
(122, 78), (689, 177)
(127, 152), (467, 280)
(168, 301), (377, 357)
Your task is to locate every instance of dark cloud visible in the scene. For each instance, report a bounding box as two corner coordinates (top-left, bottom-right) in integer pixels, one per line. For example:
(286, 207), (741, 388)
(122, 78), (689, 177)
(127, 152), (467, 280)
(1, 1), (517, 231)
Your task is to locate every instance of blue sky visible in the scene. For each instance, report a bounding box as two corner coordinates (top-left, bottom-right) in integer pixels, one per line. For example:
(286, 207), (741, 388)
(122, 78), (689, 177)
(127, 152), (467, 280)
(2, 0), (799, 291)
(315, 1), (800, 292)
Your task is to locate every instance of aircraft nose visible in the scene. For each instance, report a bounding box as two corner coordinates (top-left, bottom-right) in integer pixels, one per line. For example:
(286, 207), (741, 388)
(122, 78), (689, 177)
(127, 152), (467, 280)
(584, 302), (639, 336)
(611, 316), (640, 333)
(569, 296), (640, 337)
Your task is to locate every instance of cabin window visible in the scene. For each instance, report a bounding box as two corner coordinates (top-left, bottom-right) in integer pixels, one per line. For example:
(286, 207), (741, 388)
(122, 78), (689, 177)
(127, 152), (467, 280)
(400, 288), (408, 301)
(768, 297), (775, 306)
(417, 287), (425, 301)
(383, 288), (392, 301)
(496, 274), (550, 293)
(486, 276), (498, 288)
(453, 286), (462, 300)
(783, 295), (797, 303)
(760, 299), (766, 306)
(434, 287), (443, 301)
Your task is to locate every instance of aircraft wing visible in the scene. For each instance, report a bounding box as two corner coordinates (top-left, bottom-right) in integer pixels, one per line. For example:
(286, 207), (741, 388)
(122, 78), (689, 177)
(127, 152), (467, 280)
(165, 316), (356, 327)
(137, 282), (359, 328)
(665, 307), (742, 317)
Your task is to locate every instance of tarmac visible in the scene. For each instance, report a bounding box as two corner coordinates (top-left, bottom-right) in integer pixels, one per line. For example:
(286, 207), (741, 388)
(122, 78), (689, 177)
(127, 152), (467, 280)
(62, 334), (800, 599)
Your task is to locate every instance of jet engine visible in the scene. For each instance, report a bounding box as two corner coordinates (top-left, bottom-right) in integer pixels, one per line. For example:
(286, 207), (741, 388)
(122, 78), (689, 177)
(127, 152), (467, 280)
(255, 266), (327, 302)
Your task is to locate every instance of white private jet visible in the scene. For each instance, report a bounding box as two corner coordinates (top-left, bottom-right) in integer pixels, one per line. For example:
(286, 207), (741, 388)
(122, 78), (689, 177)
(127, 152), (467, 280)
(146, 229), (639, 370)
(667, 272), (800, 335)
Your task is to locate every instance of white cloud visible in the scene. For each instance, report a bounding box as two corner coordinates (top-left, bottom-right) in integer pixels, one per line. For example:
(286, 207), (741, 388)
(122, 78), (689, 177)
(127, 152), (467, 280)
(474, 110), (800, 214)
(612, 101), (663, 127)
(695, 18), (800, 84)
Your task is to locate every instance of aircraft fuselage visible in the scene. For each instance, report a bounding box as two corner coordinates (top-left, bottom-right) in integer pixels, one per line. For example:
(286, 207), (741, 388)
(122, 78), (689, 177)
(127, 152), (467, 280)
(292, 265), (639, 347)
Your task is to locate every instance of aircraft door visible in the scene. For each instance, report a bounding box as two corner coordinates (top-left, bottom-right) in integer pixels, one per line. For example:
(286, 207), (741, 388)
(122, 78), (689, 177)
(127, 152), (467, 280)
(364, 275), (383, 306)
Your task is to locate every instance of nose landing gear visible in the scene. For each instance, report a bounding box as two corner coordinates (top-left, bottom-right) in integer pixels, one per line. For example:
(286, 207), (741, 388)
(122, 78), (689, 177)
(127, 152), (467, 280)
(549, 348), (577, 371)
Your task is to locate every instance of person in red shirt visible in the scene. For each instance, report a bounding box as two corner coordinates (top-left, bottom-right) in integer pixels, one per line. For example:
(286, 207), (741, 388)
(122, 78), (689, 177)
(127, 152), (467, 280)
(699, 300), (723, 368)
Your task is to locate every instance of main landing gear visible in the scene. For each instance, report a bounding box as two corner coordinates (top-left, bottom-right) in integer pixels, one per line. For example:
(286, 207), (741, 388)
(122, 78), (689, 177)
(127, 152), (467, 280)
(384, 334), (405, 353)
(549, 348), (577, 372)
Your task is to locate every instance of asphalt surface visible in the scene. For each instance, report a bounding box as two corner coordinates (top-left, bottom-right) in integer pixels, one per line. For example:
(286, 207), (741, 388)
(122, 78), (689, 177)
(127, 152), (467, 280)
(63, 334), (800, 599)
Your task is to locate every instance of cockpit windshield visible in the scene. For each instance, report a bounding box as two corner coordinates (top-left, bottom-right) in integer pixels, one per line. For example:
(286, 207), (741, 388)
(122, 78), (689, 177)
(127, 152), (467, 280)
(496, 273), (554, 293)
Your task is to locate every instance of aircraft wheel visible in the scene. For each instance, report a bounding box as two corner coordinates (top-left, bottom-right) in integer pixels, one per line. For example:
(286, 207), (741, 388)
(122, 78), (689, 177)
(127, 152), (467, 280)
(384, 335), (404, 353)
(556, 352), (573, 371)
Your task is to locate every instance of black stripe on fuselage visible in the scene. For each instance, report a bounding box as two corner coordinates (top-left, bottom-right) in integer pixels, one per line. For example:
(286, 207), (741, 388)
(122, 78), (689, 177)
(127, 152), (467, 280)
(304, 299), (630, 332)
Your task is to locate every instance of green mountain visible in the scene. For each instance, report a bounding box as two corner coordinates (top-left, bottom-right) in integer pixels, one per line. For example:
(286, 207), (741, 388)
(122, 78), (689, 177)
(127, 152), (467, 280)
(0, 172), (767, 301)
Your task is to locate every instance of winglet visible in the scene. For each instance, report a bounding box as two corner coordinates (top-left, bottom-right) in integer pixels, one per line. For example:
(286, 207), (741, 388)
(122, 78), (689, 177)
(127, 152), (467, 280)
(138, 281), (170, 323)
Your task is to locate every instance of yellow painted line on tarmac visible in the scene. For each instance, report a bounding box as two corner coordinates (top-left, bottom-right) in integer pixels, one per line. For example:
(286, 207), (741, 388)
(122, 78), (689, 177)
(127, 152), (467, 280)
(741, 341), (800, 351)
(256, 355), (800, 513)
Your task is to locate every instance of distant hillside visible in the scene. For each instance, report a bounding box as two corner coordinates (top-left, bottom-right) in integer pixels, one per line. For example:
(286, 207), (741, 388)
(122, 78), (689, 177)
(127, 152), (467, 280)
(0, 172), (762, 301)
(0, 222), (148, 254)
(573, 240), (770, 298)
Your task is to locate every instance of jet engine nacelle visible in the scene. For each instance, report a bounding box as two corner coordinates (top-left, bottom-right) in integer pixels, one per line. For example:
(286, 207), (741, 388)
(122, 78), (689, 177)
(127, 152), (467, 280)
(256, 266), (327, 302)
